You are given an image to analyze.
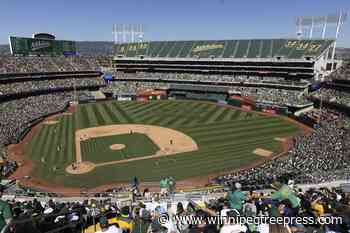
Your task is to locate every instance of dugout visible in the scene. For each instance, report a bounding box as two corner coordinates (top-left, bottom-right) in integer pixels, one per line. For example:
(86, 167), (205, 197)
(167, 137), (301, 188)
(227, 95), (254, 108)
(115, 93), (136, 101)
(255, 102), (289, 115)
(136, 90), (167, 101)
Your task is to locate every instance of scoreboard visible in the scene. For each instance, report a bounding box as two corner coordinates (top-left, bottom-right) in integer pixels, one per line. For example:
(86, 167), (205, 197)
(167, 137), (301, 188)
(9, 36), (77, 56)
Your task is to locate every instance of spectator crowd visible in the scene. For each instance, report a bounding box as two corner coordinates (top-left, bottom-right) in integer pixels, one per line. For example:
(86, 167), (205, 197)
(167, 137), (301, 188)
(0, 65), (105, 179)
(215, 109), (350, 190)
(310, 88), (350, 107)
(328, 60), (350, 81)
(0, 77), (105, 96)
(0, 92), (76, 145)
(230, 87), (310, 106)
(0, 90), (87, 178)
(113, 72), (309, 87)
(0, 57), (349, 233)
(111, 72), (311, 106)
(0, 180), (349, 233)
(101, 81), (169, 95)
(0, 56), (100, 73)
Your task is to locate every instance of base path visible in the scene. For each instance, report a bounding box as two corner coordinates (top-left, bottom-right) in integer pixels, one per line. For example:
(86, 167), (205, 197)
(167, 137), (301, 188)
(274, 137), (287, 142)
(69, 124), (199, 174)
(253, 148), (273, 157)
(43, 120), (59, 125)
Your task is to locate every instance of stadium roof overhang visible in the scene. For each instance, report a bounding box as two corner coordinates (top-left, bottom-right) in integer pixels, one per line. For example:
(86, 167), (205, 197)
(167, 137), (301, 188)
(114, 39), (334, 61)
(113, 57), (316, 63)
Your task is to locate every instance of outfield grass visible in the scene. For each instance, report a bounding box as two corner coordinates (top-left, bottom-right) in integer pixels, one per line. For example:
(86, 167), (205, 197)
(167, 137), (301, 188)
(81, 133), (159, 163)
(26, 100), (300, 187)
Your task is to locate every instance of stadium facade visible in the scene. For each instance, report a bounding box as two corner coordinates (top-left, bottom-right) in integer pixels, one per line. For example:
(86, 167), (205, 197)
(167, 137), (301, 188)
(113, 39), (335, 80)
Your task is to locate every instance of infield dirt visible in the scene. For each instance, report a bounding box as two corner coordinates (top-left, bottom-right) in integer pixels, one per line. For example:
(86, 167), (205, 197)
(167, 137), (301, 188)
(7, 101), (313, 196)
(67, 124), (199, 174)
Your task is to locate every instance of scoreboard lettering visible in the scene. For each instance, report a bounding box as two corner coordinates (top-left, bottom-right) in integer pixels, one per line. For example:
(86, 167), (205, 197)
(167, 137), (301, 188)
(192, 43), (224, 53)
(31, 40), (51, 51)
(116, 43), (148, 54)
(285, 40), (322, 53)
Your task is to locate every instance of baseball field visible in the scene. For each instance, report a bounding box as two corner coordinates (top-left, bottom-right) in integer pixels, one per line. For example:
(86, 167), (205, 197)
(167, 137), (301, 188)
(24, 100), (300, 188)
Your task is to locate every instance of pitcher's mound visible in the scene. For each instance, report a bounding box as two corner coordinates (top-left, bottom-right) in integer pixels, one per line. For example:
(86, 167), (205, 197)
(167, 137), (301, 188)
(66, 161), (96, 174)
(110, 144), (126, 150)
(253, 148), (273, 157)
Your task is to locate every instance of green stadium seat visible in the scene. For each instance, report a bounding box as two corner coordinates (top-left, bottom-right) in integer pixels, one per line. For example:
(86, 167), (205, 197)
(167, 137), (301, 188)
(222, 40), (237, 58)
(148, 42), (165, 57)
(187, 40), (226, 58)
(125, 43), (138, 57)
(303, 39), (333, 58)
(158, 41), (176, 57)
(168, 41), (186, 57)
(234, 40), (249, 58)
(191, 41), (206, 58)
(210, 40), (226, 58)
(271, 39), (288, 57)
(114, 39), (333, 59)
(247, 40), (262, 58)
(178, 41), (194, 58)
(275, 40), (295, 58)
(260, 40), (273, 58)
(135, 42), (149, 56)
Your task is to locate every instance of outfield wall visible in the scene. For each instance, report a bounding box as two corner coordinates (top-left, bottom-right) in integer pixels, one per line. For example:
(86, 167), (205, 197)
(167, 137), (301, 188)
(13, 103), (70, 144)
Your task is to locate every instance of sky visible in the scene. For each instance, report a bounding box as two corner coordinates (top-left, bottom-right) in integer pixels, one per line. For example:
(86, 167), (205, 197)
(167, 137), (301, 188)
(0, 0), (349, 47)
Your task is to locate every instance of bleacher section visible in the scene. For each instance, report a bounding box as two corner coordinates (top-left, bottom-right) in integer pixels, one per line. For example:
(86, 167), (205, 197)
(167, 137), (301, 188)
(115, 39), (333, 59)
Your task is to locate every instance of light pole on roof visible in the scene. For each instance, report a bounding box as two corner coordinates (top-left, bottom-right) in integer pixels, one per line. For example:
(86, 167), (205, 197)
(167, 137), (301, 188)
(295, 11), (348, 73)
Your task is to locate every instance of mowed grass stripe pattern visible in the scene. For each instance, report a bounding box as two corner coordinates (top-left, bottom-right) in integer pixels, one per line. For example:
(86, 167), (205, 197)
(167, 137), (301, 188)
(26, 100), (300, 187)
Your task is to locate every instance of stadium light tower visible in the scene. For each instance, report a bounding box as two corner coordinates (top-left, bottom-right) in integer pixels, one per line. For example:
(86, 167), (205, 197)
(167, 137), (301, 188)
(296, 11), (348, 72)
(295, 12), (347, 39)
(112, 24), (145, 75)
(113, 24), (145, 44)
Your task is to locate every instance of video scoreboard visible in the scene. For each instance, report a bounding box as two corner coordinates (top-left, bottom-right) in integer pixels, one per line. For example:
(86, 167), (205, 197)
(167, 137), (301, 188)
(9, 36), (77, 56)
